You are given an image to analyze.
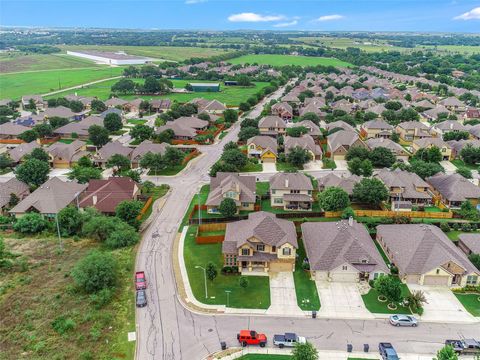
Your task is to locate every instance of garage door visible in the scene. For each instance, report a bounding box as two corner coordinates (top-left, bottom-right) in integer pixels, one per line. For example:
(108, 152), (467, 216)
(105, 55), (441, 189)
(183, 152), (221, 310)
(262, 157), (276, 163)
(333, 154), (345, 160)
(270, 262), (293, 272)
(330, 272), (358, 282)
(423, 275), (449, 286)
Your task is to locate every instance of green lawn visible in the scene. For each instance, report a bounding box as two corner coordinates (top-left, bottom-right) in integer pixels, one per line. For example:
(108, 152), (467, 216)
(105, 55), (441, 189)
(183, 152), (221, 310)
(237, 355), (292, 360)
(454, 293), (480, 316)
(140, 185), (170, 221)
(256, 182), (270, 197)
(276, 162), (302, 172)
(0, 67), (125, 99)
(373, 239), (391, 266)
(362, 283), (412, 315)
(447, 230), (480, 242)
(241, 162), (263, 172)
(293, 239), (320, 311)
(322, 158), (337, 169)
(184, 226), (271, 309)
(148, 164), (186, 176)
(451, 159), (479, 171)
(228, 54), (354, 68)
(127, 119), (147, 125)
(180, 185), (210, 229)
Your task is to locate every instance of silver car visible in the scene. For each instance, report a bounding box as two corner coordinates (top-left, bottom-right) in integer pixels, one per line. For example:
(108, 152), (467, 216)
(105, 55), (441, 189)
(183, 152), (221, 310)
(389, 314), (418, 327)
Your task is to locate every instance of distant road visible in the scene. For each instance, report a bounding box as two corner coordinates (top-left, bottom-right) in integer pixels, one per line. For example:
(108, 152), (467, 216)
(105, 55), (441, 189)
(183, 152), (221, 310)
(41, 75), (123, 97)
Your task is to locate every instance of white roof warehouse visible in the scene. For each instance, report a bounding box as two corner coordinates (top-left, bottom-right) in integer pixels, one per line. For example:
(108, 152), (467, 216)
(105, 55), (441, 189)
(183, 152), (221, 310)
(66, 50), (152, 65)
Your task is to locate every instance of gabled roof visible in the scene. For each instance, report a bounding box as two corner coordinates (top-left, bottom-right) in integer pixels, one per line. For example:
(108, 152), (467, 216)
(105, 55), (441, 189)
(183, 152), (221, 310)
(105, 97), (128, 107)
(439, 97), (465, 107)
(96, 141), (133, 162)
(247, 135), (278, 156)
(302, 220), (389, 273)
(130, 140), (168, 162)
(317, 173), (361, 195)
(377, 224), (478, 275)
(374, 169), (432, 200)
(0, 178), (29, 209)
(258, 115), (286, 129)
(325, 121), (355, 132)
(8, 141), (40, 162)
(0, 122), (30, 136)
(366, 138), (407, 155)
(362, 119), (393, 130)
(295, 120), (321, 136)
(426, 173), (480, 202)
(54, 116), (104, 136)
(284, 134), (322, 156)
(44, 106), (77, 119)
(413, 137), (450, 149)
(328, 130), (362, 153)
(48, 140), (87, 162)
(206, 172), (256, 207)
(458, 234), (480, 254)
(270, 172), (313, 191)
(433, 120), (466, 132)
(397, 121), (430, 131)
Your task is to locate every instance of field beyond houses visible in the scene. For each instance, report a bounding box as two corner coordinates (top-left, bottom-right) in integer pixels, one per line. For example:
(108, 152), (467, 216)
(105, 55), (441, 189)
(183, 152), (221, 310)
(228, 54), (354, 67)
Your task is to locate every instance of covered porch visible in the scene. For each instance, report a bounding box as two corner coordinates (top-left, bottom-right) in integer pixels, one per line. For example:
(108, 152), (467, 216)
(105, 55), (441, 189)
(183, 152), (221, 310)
(283, 193), (313, 211)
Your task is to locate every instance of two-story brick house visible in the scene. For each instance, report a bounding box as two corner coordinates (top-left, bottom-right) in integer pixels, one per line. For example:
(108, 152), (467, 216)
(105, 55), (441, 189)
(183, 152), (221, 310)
(269, 172), (313, 211)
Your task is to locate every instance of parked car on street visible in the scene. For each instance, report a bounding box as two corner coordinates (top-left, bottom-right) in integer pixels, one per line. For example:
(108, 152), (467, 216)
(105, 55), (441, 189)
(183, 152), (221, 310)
(389, 314), (418, 327)
(135, 271), (147, 290)
(237, 330), (267, 347)
(446, 339), (480, 355)
(136, 290), (147, 308)
(379, 342), (400, 360)
(273, 333), (306, 348)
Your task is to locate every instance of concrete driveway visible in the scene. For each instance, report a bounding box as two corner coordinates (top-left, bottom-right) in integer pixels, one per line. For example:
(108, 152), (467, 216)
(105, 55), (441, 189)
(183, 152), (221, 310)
(262, 162), (277, 173)
(335, 159), (348, 171)
(267, 272), (303, 316)
(440, 161), (457, 174)
(303, 160), (324, 171)
(408, 285), (477, 323)
(316, 281), (374, 319)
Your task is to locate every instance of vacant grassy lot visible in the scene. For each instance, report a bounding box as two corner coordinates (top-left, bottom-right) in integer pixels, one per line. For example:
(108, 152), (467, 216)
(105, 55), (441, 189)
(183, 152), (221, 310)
(0, 67), (125, 99)
(454, 293), (480, 316)
(0, 235), (136, 360)
(183, 226), (271, 309)
(59, 45), (230, 62)
(228, 54), (354, 68)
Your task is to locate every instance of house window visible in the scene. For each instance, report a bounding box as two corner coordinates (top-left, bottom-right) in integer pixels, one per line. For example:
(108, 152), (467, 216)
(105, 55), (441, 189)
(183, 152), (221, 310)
(241, 202), (249, 207)
(466, 275), (478, 285)
(282, 248), (291, 256)
(274, 198), (283, 204)
(361, 259), (368, 264)
(290, 190), (300, 194)
(436, 269), (440, 275)
(272, 246), (276, 253)
(257, 244), (265, 252)
(241, 248), (249, 256)
(271, 189), (276, 194)
(342, 265), (348, 271)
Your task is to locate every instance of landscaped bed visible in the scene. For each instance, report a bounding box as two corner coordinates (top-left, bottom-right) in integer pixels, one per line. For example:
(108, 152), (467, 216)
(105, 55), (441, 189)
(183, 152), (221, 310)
(362, 282), (413, 315)
(183, 225), (271, 309)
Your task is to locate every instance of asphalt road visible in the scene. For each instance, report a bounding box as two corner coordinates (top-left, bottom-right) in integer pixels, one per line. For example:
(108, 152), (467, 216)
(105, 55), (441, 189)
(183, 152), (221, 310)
(134, 83), (480, 360)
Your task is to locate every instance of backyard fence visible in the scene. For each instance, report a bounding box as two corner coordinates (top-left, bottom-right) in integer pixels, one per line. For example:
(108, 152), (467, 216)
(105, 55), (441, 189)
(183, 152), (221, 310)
(354, 209), (453, 219)
(136, 196), (153, 220)
(195, 223), (226, 244)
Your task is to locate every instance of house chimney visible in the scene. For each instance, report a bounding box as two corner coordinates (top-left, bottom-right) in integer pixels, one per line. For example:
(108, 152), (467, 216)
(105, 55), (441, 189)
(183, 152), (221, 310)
(450, 123), (453, 130)
(285, 179), (289, 188)
(348, 216), (354, 227)
(92, 195), (97, 205)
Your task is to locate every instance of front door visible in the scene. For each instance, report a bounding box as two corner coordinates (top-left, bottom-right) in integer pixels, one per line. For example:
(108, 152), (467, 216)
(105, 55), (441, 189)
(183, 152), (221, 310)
(241, 261), (248, 269)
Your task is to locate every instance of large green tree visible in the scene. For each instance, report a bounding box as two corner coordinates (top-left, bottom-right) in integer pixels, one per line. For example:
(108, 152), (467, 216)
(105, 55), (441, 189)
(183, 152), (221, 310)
(352, 178), (389, 206)
(103, 113), (123, 132)
(15, 158), (49, 187)
(369, 147), (396, 168)
(71, 250), (118, 293)
(88, 125), (110, 147)
(318, 187), (350, 211)
(219, 198), (237, 217)
(115, 200), (143, 229)
(130, 124), (154, 142)
(287, 147), (312, 168)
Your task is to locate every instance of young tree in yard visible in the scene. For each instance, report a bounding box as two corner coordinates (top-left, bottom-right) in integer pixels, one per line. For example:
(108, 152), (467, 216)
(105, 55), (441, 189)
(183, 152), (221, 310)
(34, 123), (53, 138)
(163, 147), (185, 167)
(407, 290), (427, 313)
(140, 152), (164, 175)
(0, 154), (12, 170)
(26, 148), (49, 163)
(115, 200), (143, 229)
(88, 125), (110, 147)
(90, 99), (107, 113)
(71, 250), (118, 293)
(375, 276), (402, 308)
(223, 109), (238, 123)
(347, 157), (363, 176)
(239, 276), (249, 289)
(318, 187), (350, 211)
(413, 146), (442, 163)
(8, 193), (20, 208)
(287, 147), (312, 168)
(106, 154), (131, 172)
(156, 129), (174, 144)
(13, 213), (49, 234)
(292, 341), (319, 360)
(16, 158), (50, 187)
(103, 113), (123, 132)
(19, 129), (38, 143)
(369, 147), (396, 168)
(221, 149), (248, 169)
(435, 345), (458, 360)
(353, 178), (389, 207)
(142, 180), (155, 194)
(239, 102), (250, 112)
(57, 206), (83, 236)
(124, 169), (142, 183)
(219, 198), (237, 218)
(49, 116), (69, 129)
(77, 156), (93, 168)
(130, 124), (154, 142)
(407, 160), (443, 179)
(206, 262), (218, 281)
(345, 146), (370, 161)
(67, 166), (102, 184)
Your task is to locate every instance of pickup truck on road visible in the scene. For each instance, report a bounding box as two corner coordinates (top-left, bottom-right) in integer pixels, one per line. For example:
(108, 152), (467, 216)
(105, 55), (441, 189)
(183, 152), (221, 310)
(273, 333), (306, 348)
(445, 339), (480, 355)
(237, 330), (267, 347)
(135, 271), (146, 290)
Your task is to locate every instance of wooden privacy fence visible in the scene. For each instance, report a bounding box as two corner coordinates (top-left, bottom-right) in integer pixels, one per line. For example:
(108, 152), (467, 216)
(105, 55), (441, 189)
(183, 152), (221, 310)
(199, 223), (227, 232)
(324, 209), (453, 219)
(136, 196), (153, 220)
(182, 149), (199, 165)
(195, 224), (226, 244)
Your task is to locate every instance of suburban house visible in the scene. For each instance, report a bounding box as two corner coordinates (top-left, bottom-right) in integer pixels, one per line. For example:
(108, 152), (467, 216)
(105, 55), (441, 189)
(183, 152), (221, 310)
(295, 120), (322, 138)
(281, 93), (300, 104)
(129, 140), (168, 168)
(360, 119), (393, 139)
(94, 141), (133, 167)
(53, 116), (104, 140)
(426, 173), (480, 209)
(105, 97), (128, 108)
(468, 124), (480, 140)
(430, 120), (467, 137)
(0, 123), (30, 141)
(21, 95), (45, 110)
(374, 169), (432, 207)
(317, 173), (361, 197)
(271, 102), (293, 122)
(205, 172), (256, 214)
(302, 219), (389, 282)
(48, 140), (89, 168)
(458, 234), (480, 256)
(422, 106), (450, 122)
(299, 102), (324, 117)
(79, 177), (140, 215)
(365, 138), (410, 162)
(412, 138), (453, 161)
(7, 141), (40, 164)
(463, 108), (480, 121)
(447, 139), (480, 159)
(9, 177), (87, 219)
(377, 224), (479, 287)
(156, 116), (209, 140)
(150, 99), (171, 113)
(0, 178), (30, 213)
(439, 97), (466, 113)
(284, 135), (322, 160)
(246, 136), (278, 163)
(124, 99), (143, 113)
(190, 98), (226, 114)
(258, 116), (287, 137)
(222, 211), (298, 273)
(396, 121), (431, 142)
(44, 106), (79, 120)
(269, 172), (313, 211)
(327, 130), (368, 160)
(325, 120), (355, 133)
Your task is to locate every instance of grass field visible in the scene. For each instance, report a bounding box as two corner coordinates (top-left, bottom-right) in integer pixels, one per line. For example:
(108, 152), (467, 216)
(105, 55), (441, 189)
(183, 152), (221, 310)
(0, 67), (125, 99)
(228, 54), (354, 68)
(59, 45), (230, 62)
(48, 78), (270, 106)
(293, 239), (321, 311)
(454, 293), (480, 316)
(362, 283), (412, 315)
(296, 36), (406, 53)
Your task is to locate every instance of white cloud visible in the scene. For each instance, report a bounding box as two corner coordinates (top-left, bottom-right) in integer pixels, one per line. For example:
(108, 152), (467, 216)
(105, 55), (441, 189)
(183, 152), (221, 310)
(453, 7), (480, 20)
(316, 14), (345, 22)
(185, 0), (206, 4)
(228, 12), (286, 22)
(273, 20), (298, 28)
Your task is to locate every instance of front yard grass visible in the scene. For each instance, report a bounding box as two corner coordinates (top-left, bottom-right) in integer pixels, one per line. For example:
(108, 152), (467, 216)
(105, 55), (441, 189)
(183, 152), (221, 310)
(322, 158), (337, 169)
(362, 282), (412, 314)
(276, 161), (301, 172)
(241, 162), (263, 172)
(127, 119), (147, 125)
(183, 226), (271, 309)
(373, 239), (391, 266)
(293, 239), (320, 311)
(140, 184), (170, 221)
(454, 293), (480, 316)
(148, 163), (186, 176)
(451, 159), (478, 171)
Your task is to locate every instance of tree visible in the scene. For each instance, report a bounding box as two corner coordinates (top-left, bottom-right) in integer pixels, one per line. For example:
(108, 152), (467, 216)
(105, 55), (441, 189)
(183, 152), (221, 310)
(8, 193), (19, 208)
(69, 100), (84, 113)
(34, 123), (53, 138)
(239, 276), (249, 288)
(459, 200), (479, 221)
(163, 147), (185, 167)
(91, 99), (107, 113)
(391, 132), (400, 143)
(374, 275), (402, 308)
(469, 253), (480, 271)
(105, 226), (140, 249)
(413, 146), (442, 163)
(300, 112), (320, 125)
(460, 144), (480, 165)
(219, 198), (237, 217)
(287, 126), (308, 137)
(360, 159), (373, 177)
(71, 250), (118, 293)
(106, 154), (131, 171)
(407, 290), (428, 313)
(292, 341), (319, 360)
(0, 154), (12, 170)
(238, 126), (259, 142)
(209, 161), (238, 177)
(142, 180), (155, 194)
(130, 124), (153, 142)
(369, 147), (396, 168)
(13, 213), (49, 234)
(223, 109), (238, 123)
(27, 148), (49, 163)
(156, 129), (174, 144)
(221, 149), (248, 169)
(206, 262), (218, 281)
(347, 157), (363, 176)
(318, 187), (350, 211)
(88, 125), (110, 147)
(103, 113), (123, 132)
(353, 178), (389, 206)
(16, 158), (49, 187)
(435, 345), (458, 360)
(124, 169), (141, 183)
(115, 200), (143, 228)
(49, 116), (69, 129)
(82, 216), (121, 242)
(140, 152), (164, 175)
(287, 147), (311, 168)
(57, 206), (83, 236)
(238, 102), (251, 112)
(408, 160), (443, 179)
(345, 146), (370, 161)
(443, 131), (469, 141)
(223, 141), (238, 151)
(67, 166), (102, 184)
(77, 156), (93, 168)
(19, 130), (38, 143)
(111, 78), (135, 94)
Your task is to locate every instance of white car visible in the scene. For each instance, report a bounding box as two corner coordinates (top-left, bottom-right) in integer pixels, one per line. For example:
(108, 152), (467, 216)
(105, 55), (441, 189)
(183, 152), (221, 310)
(389, 314), (418, 327)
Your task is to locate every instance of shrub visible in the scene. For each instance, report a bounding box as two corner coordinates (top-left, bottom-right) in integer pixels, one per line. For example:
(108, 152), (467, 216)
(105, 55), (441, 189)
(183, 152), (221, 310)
(105, 226), (140, 249)
(57, 206), (83, 236)
(51, 316), (76, 334)
(13, 213), (49, 234)
(461, 223), (472, 232)
(239, 276), (249, 288)
(71, 250), (118, 293)
(115, 200), (144, 229)
(440, 223), (450, 233)
(341, 206), (355, 219)
(318, 187), (350, 212)
(89, 288), (115, 309)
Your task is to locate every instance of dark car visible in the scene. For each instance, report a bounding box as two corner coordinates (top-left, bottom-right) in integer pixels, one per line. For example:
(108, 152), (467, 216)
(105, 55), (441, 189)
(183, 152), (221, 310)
(379, 342), (400, 360)
(136, 290), (147, 308)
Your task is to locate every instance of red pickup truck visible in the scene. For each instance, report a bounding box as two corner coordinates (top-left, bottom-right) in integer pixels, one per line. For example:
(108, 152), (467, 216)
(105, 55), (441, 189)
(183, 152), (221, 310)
(237, 330), (267, 347)
(135, 271), (146, 290)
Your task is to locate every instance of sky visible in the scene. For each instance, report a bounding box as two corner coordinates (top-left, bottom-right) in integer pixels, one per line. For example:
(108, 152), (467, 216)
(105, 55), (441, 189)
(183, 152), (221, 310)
(1, 0), (480, 33)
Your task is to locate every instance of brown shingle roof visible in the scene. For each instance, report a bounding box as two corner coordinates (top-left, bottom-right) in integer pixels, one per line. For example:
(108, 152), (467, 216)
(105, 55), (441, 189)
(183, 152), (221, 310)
(270, 172), (313, 191)
(0, 178), (29, 209)
(206, 172), (256, 207)
(458, 234), (480, 254)
(427, 173), (480, 202)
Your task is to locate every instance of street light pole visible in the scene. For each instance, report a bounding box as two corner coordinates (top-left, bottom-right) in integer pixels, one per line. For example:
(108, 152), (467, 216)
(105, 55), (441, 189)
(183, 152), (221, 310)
(195, 265), (207, 299)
